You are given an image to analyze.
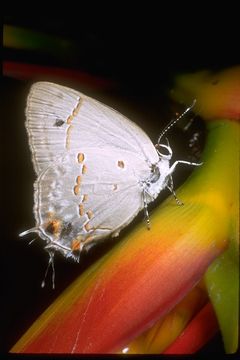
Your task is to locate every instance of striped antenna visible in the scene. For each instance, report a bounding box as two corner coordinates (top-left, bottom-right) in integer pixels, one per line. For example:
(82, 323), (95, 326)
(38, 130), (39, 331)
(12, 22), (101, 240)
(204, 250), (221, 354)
(157, 99), (196, 145)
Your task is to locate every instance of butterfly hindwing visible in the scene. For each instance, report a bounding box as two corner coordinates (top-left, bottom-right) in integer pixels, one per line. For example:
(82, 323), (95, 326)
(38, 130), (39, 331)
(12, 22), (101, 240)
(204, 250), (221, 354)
(34, 149), (149, 256)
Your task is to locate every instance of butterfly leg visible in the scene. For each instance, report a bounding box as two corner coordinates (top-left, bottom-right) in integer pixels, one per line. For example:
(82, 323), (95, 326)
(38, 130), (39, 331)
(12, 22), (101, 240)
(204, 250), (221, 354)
(142, 188), (151, 230)
(167, 175), (184, 206)
(169, 160), (203, 174)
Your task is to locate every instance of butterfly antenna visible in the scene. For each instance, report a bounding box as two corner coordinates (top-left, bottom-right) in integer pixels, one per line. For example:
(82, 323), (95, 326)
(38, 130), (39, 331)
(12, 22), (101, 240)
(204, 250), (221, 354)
(157, 99), (196, 145)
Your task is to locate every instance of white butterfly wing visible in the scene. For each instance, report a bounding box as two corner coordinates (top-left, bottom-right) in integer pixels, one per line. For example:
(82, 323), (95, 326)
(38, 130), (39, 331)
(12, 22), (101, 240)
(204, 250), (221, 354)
(26, 82), (158, 174)
(34, 149), (149, 257)
(25, 82), (158, 257)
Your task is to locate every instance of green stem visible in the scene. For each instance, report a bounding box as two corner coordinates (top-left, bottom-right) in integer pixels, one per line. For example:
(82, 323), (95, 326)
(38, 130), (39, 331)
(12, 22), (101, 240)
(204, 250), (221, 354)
(199, 120), (239, 354)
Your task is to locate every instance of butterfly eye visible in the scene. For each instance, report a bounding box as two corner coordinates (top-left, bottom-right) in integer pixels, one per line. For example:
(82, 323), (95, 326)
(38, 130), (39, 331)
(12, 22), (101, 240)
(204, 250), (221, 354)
(150, 165), (160, 183)
(156, 144), (173, 160)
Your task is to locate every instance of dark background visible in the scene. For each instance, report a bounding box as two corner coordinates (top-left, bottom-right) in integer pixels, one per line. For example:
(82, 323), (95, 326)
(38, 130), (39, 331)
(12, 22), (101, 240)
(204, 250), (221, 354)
(1, 15), (239, 358)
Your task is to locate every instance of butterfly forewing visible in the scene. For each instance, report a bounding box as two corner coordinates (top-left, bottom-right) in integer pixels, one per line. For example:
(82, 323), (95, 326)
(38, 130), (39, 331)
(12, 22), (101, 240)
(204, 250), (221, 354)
(26, 82), (158, 174)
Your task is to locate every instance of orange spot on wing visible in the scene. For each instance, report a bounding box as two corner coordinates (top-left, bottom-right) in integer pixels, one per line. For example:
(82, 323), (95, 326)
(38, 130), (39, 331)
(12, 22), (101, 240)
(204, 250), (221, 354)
(74, 184), (80, 195)
(71, 238), (81, 251)
(78, 153), (85, 163)
(66, 124), (73, 149)
(45, 219), (61, 235)
(82, 194), (88, 202)
(73, 98), (83, 116)
(76, 175), (82, 185)
(82, 164), (87, 174)
(84, 222), (92, 232)
(87, 210), (94, 219)
(79, 204), (84, 216)
(118, 160), (125, 168)
(67, 115), (74, 124)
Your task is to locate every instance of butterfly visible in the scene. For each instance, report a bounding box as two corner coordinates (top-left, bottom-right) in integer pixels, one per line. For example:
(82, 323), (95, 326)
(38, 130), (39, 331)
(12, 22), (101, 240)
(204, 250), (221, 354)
(20, 82), (201, 266)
